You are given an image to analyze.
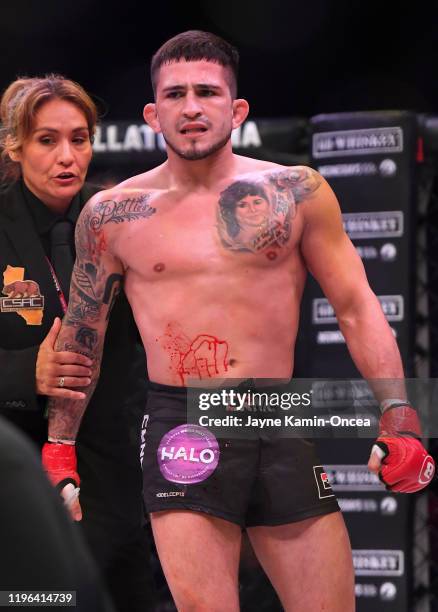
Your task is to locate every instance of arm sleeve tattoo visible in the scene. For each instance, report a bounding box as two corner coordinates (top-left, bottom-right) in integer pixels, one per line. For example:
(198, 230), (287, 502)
(47, 202), (124, 442)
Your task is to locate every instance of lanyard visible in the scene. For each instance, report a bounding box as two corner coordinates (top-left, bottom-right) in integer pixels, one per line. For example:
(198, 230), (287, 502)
(45, 256), (68, 315)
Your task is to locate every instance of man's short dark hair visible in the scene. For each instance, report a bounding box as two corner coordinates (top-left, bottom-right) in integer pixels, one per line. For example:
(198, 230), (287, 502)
(151, 30), (239, 98)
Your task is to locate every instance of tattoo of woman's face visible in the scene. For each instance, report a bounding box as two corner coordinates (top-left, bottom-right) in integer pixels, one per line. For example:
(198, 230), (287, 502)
(216, 178), (291, 254)
(216, 167), (322, 256)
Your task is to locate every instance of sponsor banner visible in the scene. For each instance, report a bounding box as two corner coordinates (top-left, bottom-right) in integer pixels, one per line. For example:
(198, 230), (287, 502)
(318, 158), (397, 178)
(311, 379), (375, 408)
(238, 112), (414, 612)
(324, 465), (384, 492)
(306, 111), (417, 380)
(319, 162), (378, 178)
(316, 330), (346, 344)
(312, 127), (403, 158)
(339, 498), (379, 513)
(92, 120), (263, 154)
(353, 550), (404, 577)
(356, 243), (398, 262)
(338, 496), (398, 515)
(342, 210), (404, 240)
(312, 295), (404, 325)
(355, 581), (398, 602)
(87, 117), (308, 190)
(90, 117), (307, 162)
(316, 328), (397, 345)
(312, 298), (338, 325)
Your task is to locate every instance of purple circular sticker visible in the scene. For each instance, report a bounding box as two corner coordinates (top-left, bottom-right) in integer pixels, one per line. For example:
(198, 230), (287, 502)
(157, 424), (220, 484)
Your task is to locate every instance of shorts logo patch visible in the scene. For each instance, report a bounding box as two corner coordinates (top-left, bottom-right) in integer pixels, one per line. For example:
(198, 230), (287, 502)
(313, 465), (335, 499)
(157, 423), (220, 484)
(139, 414), (149, 468)
(1, 265), (44, 325)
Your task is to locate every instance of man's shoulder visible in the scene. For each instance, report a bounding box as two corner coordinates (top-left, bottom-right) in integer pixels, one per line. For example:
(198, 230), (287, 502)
(233, 157), (322, 189)
(233, 155), (281, 177)
(116, 163), (168, 194)
(233, 156), (318, 181)
(83, 166), (164, 209)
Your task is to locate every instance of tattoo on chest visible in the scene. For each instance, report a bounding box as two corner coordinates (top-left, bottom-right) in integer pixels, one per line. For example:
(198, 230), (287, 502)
(159, 323), (229, 386)
(89, 194), (156, 231)
(216, 167), (321, 255)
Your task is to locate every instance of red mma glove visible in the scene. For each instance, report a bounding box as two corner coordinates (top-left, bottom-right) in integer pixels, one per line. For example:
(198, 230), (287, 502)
(368, 401), (435, 493)
(42, 441), (82, 520)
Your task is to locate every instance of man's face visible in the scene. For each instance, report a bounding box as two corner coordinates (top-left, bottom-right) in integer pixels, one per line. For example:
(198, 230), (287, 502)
(235, 194), (270, 228)
(153, 60), (235, 160)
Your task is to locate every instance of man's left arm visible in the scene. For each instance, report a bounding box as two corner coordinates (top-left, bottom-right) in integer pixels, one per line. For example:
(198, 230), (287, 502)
(298, 168), (435, 492)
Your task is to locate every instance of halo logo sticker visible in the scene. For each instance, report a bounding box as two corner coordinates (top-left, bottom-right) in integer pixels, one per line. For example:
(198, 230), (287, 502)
(157, 424), (220, 484)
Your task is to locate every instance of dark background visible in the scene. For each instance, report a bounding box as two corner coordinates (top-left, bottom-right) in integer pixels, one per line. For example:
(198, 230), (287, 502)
(2, 0), (438, 122)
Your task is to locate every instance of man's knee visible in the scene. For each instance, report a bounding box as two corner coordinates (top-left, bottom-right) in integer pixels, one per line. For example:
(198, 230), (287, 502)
(171, 580), (237, 612)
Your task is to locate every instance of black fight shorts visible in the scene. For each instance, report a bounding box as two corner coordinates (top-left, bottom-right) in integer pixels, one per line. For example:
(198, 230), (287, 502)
(140, 382), (339, 527)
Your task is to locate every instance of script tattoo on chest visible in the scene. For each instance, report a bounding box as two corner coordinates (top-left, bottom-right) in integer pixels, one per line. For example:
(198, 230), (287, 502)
(216, 166), (322, 255)
(89, 194), (156, 231)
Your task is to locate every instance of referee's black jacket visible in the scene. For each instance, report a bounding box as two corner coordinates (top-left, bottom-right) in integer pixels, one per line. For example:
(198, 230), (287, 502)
(0, 180), (147, 528)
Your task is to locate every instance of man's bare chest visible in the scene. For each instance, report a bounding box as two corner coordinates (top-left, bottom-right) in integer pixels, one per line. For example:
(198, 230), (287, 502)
(104, 167), (315, 278)
(113, 193), (302, 281)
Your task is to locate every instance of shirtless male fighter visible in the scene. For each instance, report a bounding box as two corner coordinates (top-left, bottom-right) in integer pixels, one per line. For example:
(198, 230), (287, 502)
(43, 31), (435, 611)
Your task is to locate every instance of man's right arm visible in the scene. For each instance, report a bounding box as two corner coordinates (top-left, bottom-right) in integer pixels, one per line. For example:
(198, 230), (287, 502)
(42, 196), (124, 516)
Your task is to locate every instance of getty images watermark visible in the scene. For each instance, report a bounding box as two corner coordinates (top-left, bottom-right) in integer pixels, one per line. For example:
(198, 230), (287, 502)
(184, 378), (438, 439)
(197, 388), (371, 430)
